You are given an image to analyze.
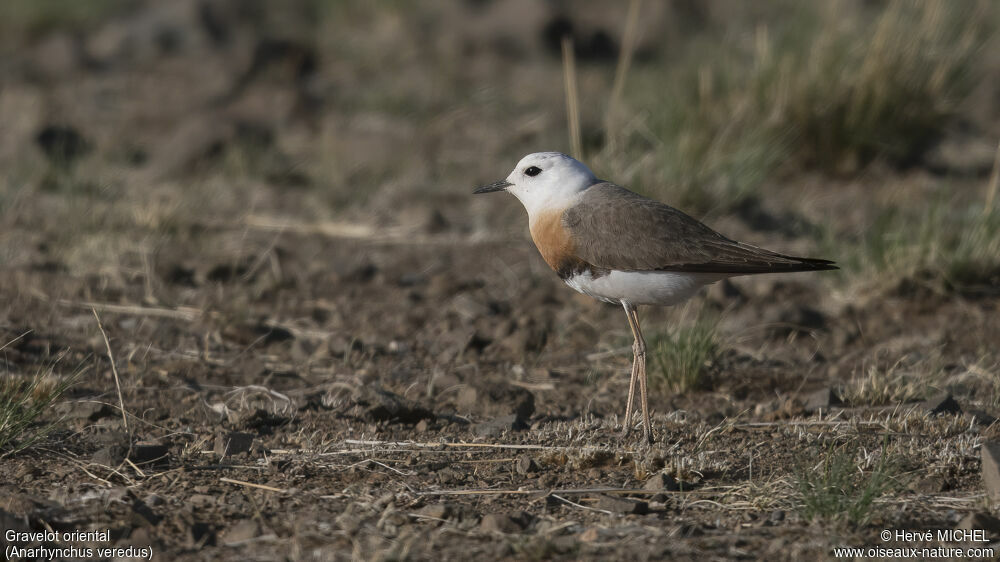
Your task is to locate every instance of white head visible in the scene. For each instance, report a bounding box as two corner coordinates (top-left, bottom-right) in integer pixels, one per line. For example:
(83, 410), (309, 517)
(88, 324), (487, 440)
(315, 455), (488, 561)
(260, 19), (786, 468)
(474, 152), (598, 216)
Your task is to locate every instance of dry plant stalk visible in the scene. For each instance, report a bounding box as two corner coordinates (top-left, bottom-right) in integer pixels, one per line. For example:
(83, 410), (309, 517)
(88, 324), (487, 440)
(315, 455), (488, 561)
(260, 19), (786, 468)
(606, 0), (642, 148)
(92, 309), (130, 434)
(561, 35), (583, 159)
(66, 300), (200, 321)
(986, 140), (1000, 214)
(220, 477), (287, 493)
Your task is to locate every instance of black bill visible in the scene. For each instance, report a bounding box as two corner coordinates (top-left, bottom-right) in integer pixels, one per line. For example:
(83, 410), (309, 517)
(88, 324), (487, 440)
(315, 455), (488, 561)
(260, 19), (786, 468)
(473, 179), (512, 194)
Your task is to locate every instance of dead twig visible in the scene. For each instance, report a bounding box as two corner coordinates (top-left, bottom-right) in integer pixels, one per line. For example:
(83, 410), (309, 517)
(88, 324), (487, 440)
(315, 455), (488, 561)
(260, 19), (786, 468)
(65, 300), (200, 321)
(417, 487), (657, 497)
(561, 35), (583, 159)
(605, 0), (643, 148)
(220, 477), (286, 493)
(0, 329), (32, 353)
(93, 309), (130, 435)
(986, 140), (1000, 214)
(551, 494), (616, 516)
(342, 439), (638, 455)
(244, 215), (514, 246)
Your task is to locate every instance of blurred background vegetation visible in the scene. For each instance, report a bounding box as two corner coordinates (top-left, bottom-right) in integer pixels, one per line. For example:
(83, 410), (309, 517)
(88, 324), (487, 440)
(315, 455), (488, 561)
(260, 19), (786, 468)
(0, 0), (997, 293)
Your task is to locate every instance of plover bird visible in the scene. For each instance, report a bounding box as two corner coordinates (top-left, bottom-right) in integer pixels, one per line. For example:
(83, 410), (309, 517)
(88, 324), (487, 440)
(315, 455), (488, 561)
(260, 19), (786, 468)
(475, 152), (836, 442)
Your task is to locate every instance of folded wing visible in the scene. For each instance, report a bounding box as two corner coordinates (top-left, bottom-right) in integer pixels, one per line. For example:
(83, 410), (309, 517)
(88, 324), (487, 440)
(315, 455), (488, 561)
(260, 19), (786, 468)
(564, 182), (837, 274)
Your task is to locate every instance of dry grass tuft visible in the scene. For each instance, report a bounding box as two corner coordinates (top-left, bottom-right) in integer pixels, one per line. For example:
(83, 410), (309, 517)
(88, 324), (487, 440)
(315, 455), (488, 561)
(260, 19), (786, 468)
(649, 314), (719, 394)
(620, 1), (989, 210)
(0, 356), (80, 458)
(795, 441), (902, 525)
(841, 356), (938, 407)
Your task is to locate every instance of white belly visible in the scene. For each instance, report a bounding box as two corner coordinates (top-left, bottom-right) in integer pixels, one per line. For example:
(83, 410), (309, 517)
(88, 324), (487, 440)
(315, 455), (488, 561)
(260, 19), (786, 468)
(564, 270), (725, 306)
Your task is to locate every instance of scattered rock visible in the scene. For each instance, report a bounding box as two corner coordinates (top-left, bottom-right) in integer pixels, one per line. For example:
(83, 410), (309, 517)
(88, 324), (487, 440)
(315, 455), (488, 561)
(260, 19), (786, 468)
(221, 519), (262, 545)
(956, 512), (1000, 538)
(189, 494), (215, 508)
(908, 475), (949, 494)
(334, 503), (363, 533)
(754, 399), (779, 417)
(968, 409), (998, 426)
(480, 512), (532, 534)
(127, 527), (153, 547)
(222, 322), (294, 345)
(925, 129), (999, 176)
(769, 510), (785, 524)
(765, 303), (828, 337)
(130, 500), (160, 527)
(456, 383), (534, 421)
(92, 445), (128, 466)
(92, 430), (130, 446)
(376, 507), (409, 536)
(35, 125), (91, 165)
(595, 494), (648, 515)
(804, 387), (841, 414)
(214, 432), (254, 457)
(516, 454), (539, 475)
(188, 522), (216, 547)
(980, 442), (1000, 501)
(643, 472), (679, 492)
(130, 442), (169, 465)
(924, 392), (961, 415)
(762, 398), (806, 421)
(538, 473), (558, 488)
(365, 389), (435, 424)
(579, 526), (612, 542)
(0, 509), (28, 535)
(59, 401), (115, 422)
(416, 503), (453, 521)
(324, 386), (434, 425)
(435, 467), (464, 485)
(473, 414), (528, 437)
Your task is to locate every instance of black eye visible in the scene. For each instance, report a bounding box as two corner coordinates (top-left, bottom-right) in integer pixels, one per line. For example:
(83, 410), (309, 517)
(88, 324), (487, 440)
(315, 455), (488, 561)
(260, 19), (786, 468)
(525, 166), (542, 177)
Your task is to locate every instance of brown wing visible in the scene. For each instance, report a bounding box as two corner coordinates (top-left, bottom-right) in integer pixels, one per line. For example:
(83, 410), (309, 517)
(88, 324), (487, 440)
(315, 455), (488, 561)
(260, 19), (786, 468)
(563, 182), (837, 274)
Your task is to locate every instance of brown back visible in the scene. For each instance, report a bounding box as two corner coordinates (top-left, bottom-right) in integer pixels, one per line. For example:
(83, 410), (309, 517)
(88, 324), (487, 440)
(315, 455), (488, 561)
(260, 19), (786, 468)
(563, 182), (836, 274)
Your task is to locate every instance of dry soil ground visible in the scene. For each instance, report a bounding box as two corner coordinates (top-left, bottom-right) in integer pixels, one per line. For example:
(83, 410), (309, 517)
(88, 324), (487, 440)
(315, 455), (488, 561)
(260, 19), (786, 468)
(2, 1), (1000, 561)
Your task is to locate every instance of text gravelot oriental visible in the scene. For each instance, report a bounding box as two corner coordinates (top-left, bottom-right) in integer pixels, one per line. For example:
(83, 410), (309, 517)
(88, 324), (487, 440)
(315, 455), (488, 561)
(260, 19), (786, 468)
(5, 529), (111, 542)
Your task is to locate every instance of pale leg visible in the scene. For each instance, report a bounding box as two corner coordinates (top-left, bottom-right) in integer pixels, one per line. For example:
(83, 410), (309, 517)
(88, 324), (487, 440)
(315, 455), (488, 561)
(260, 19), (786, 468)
(631, 306), (652, 443)
(620, 303), (651, 442)
(620, 307), (640, 437)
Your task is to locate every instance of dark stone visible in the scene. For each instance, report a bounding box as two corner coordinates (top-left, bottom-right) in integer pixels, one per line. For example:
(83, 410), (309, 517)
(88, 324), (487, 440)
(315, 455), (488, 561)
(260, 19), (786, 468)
(456, 383), (534, 421)
(473, 414), (528, 437)
(480, 511), (532, 534)
(130, 442), (169, 465)
(0, 509), (29, 535)
(967, 409), (998, 426)
(924, 392), (961, 415)
(957, 512), (1000, 538)
(982, 442), (1000, 501)
(214, 432), (254, 457)
(417, 503), (454, 521)
(643, 472), (679, 492)
(804, 387), (841, 414)
(188, 522), (216, 547)
(365, 389), (435, 424)
(36, 125), (91, 165)
(92, 444), (127, 466)
(220, 519), (261, 545)
(516, 454), (539, 475)
(131, 500), (161, 527)
(61, 401), (115, 422)
(596, 494), (648, 515)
